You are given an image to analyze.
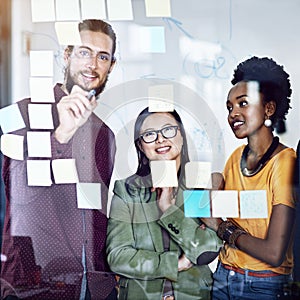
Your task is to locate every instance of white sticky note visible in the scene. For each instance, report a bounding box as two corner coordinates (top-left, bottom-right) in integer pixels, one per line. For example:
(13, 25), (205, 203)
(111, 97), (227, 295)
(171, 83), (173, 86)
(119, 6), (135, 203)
(55, 0), (80, 21)
(80, 0), (107, 19)
(27, 160), (52, 186)
(52, 159), (79, 184)
(148, 84), (174, 112)
(107, 0), (133, 20)
(30, 77), (55, 103)
(31, 0), (55, 22)
(76, 183), (102, 209)
(211, 190), (239, 218)
(0, 134), (24, 160)
(150, 160), (178, 187)
(185, 161), (212, 189)
(140, 26), (166, 53)
(145, 0), (171, 17)
(30, 51), (53, 77)
(54, 22), (82, 46)
(28, 104), (54, 130)
(240, 190), (268, 219)
(27, 131), (51, 158)
(0, 104), (25, 134)
(148, 99), (174, 112)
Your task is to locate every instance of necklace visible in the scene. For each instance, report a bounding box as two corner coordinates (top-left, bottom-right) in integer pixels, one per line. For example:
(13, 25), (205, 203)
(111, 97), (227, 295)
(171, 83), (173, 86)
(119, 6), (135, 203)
(240, 136), (279, 177)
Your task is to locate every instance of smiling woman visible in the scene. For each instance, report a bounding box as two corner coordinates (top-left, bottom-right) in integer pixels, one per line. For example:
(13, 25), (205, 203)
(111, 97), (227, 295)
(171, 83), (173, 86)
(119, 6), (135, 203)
(106, 107), (222, 300)
(138, 112), (183, 171)
(204, 56), (297, 300)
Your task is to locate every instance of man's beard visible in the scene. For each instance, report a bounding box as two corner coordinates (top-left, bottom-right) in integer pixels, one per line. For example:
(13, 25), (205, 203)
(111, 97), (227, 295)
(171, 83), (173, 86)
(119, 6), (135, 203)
(64, 67), (109, 97)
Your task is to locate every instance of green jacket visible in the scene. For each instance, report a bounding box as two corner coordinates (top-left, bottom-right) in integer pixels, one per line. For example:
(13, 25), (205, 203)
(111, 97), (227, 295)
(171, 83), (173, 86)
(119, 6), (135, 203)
(106, 176), (222, 300)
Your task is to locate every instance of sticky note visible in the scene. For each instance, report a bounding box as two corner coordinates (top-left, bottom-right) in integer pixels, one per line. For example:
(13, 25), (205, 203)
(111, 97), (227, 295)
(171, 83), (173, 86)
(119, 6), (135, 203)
(55, 22), (82, 46)
(52, 159), (79, 184)
(107, 0), (133, 21)
(240, 190), (268, 219)
(0, 134), (24, 160)
(211, 190), (239, 218)
(185, 161), (212, 189)
(27, 131), (51, 158)
(80, 0), (106, 19)
(30, 77), (55, 103)
(0, 104), (25, 134)
(247, 81), (260, 104)
(150, 160), (178, 187)
(145, 0), (171, 17)
(28, 104), (54, 130)
(31, 0), (56, 22)
(148, 84), (174, 112)
(76, 183), (102, 209)
(183, 190), (211, 217)
(27, 160), (52, 186)
(30, 51), (53, 77)
(55, 0), (80, 21)
(140, 26), (166, 53)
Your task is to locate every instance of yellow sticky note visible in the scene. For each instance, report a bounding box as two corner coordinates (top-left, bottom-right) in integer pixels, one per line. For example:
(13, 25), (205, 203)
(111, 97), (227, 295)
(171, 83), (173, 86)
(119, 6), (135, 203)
(27, 160), (52, 186)
(55, 0), (80, 21)
(185, 161), (212, 189)
(80, 0), (107, 19)
(0, 134), (24, 160)
(28, 104), (54, 130)
(145, 0), (171, 17)
(30, 77), (55, 103)
(148, 84), (173, 112)
(52, 159), (79, 184)
(150, 160), (178, 187)
(30, 51), (53, 77)
(107, 0), (133, 20)
(27, 131), (52, 158)
(31, 0), (55, 22)
(54, 22), (82, 46)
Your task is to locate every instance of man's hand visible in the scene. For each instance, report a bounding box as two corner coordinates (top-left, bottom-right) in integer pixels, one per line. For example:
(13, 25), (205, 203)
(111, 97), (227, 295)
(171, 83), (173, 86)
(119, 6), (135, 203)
(55, 85), (97, 143)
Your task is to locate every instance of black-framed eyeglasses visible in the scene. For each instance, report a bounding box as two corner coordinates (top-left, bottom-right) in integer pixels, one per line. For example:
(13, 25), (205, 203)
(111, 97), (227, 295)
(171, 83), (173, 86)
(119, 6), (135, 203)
(73, 46), (113, 63)
(140, 126), (179, 143)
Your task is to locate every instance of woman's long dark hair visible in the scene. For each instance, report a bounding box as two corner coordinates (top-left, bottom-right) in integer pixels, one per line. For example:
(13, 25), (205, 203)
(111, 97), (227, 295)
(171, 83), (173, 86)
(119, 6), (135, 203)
(126, 107), (190, 190)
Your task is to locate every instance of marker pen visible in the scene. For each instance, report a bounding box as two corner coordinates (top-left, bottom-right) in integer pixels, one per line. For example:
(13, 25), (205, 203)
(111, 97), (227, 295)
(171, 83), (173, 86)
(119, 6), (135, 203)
(87, 89), (96, 100)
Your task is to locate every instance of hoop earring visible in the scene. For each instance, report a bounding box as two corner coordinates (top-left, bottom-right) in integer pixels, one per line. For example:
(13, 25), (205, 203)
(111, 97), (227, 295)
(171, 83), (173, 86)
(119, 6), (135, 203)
(264, 117), (272, 128)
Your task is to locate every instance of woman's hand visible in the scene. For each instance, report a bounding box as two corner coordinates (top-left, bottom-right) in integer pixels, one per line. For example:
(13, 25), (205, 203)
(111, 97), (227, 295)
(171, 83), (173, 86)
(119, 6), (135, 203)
(201, 218), (223, 232)
(152, 187), (175, 213)
(178, 254), (193, 272)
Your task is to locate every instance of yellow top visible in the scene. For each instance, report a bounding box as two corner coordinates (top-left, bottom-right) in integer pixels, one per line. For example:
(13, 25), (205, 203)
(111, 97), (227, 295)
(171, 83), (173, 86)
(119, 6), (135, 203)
(219, 146), (296, 274)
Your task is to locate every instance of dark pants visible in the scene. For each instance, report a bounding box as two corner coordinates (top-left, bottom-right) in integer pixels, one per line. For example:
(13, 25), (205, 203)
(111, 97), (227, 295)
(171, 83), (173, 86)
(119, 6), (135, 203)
(3, 288), (118, 300)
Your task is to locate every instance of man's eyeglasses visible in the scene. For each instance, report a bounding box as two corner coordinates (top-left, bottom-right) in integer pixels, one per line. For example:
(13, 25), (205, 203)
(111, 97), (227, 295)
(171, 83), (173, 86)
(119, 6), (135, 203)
(73, 46), (113, 63)
(139, 126), (179, 143)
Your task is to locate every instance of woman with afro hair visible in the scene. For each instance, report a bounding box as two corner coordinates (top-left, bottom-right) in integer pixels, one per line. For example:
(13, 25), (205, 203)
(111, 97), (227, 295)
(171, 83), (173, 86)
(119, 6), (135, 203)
(203, 56), (297, 299)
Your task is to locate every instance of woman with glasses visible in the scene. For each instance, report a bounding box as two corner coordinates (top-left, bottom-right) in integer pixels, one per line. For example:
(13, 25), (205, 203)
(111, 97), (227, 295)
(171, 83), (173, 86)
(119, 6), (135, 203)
(106, 107), (222, 300)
